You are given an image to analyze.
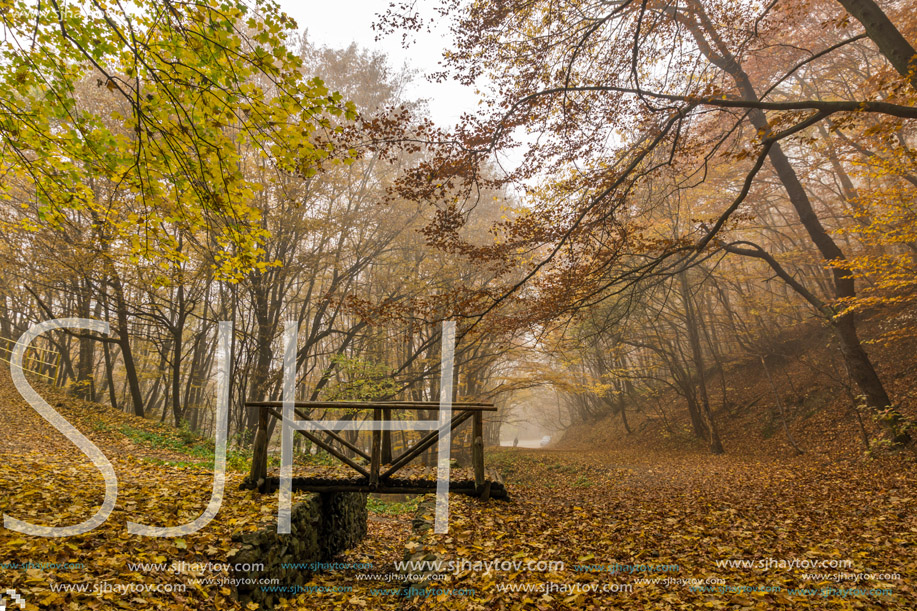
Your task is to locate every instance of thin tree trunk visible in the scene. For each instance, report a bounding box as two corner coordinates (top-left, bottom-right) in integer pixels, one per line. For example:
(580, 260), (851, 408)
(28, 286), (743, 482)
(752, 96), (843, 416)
(102, 340), (119, 410)
(680, 272), (724, 454)
(112, 276), (145, 417)
(171, 296), (186, 427)
(74, 278), (95, 400)
(760, 355), (804, 455)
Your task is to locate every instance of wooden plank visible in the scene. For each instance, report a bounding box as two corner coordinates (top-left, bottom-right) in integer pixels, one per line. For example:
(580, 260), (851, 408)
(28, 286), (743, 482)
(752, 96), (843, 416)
(246, 400), (497, 412)
(258, 477), (510, 500)
(486, 467), (505, 487)
(472, 411), (485, 493)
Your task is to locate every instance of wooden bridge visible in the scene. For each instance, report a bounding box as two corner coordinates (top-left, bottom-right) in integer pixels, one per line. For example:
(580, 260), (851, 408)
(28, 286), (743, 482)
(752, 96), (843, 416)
(244, 400), (508, 500)
(0, 334), (61, 383)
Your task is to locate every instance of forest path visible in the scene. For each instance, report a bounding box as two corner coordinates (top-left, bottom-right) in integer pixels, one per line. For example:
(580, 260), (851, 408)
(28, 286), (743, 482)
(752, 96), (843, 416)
(288, 444), (917, 608)
(369, 445), (917, 609)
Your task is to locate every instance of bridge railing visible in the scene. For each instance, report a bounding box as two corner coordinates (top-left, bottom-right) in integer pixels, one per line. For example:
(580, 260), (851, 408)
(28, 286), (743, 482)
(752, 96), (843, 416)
(0, 333), (61, 383)
(245, 400), (497, 495)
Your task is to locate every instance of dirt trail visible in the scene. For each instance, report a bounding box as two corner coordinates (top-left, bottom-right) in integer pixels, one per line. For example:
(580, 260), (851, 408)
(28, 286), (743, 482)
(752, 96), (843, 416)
(418, 444), (917, 609)
(0, 371), (80, 458)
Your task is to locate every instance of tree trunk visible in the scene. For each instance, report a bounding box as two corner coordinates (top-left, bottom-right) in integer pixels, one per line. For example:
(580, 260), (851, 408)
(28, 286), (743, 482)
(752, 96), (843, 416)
(171, 284), (186, 427)
(74, 278), (95, 400)
(760, 356), (805, 455)
(680, 272), (725, 454)
(684, 392), (709, 440)
(112, 276), (145, 418)
(617, 354), (634, 434)
(685, 3), (909, 445)
(246, 276), (280, 430)
(102, 340), (119, 410)
(833, 0), (917, 91)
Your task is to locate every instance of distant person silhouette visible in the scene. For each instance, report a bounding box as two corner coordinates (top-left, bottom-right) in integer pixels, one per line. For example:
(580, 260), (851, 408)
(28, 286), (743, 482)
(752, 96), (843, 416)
(513, 436), (518, 448)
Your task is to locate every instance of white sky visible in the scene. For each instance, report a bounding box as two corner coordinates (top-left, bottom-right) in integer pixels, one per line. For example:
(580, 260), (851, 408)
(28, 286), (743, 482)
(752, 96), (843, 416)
(277, 1), (479, 128)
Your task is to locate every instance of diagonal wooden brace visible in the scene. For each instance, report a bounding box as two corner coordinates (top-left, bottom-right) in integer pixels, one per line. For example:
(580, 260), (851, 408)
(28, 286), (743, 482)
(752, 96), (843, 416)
(264, 407), (370, 478)
(381, 410), (473, 479)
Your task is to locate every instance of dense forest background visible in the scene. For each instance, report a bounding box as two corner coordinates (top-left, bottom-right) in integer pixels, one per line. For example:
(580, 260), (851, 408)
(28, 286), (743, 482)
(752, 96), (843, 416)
(0, 0), (915, 463)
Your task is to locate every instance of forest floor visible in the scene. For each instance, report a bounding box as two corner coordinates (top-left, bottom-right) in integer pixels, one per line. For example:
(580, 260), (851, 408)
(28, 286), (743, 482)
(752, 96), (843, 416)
(1, 364), (916, 610)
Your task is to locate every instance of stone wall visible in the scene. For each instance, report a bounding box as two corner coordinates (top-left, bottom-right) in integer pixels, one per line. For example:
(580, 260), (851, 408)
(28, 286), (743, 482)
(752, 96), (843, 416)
(231, 491), (367, 608)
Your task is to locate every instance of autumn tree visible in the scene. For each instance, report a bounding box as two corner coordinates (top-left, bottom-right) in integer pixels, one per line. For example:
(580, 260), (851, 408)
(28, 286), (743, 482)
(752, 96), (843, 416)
(380, 0), (917, 445)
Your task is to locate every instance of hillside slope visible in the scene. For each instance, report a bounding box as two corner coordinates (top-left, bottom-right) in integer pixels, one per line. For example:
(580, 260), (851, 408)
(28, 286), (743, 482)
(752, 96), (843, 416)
(559, 314), (917, 459)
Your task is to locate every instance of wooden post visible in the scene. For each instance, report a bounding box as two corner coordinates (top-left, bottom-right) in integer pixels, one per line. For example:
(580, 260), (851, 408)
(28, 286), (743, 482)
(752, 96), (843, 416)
(472, 410), (485, 493)
(381, 408), (393, 464)
(249, 408), (269, 487)
(370, 409), (382, 487)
